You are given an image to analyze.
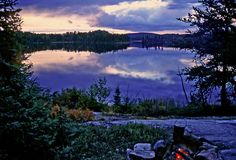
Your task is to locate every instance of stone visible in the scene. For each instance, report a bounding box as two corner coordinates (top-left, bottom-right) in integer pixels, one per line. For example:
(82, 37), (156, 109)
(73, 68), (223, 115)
(126, 149), (133, 160)
(182, 135), (203, 152)
(195, 148), (220, 160)
(127, 149), (155, 160)
(153, 140), (167, 159)
(199, 142), (218, 150)
(134, 143), (152, 151)
(153, 140), (166, 150)
(220, 149), (236, 160)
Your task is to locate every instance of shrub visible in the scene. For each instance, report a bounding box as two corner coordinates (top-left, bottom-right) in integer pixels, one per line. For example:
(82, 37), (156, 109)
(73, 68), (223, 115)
(71, 124), (168, 160)
(53, 78), (111, 112)
(66, 108), (94, 121)
(88, 78), (111, 104)
(53, 88), (91, 109)
(51, 104), (61, 117)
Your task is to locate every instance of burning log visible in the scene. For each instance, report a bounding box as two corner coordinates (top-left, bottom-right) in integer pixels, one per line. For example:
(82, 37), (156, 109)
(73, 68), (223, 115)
(173, 125), (185, 144)
(175, 146), (193, 160)
(127, 125), (222, 160)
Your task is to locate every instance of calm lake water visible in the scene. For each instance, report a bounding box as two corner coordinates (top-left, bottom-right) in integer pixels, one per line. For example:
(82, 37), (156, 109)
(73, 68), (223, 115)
(27, 46), (194, 103)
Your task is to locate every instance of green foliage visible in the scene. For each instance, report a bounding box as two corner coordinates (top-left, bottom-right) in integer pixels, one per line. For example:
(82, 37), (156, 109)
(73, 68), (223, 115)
(0, 85), (75, 159)
(176, 103), (236, 117)
(71, 124), (167, 160)
(53, 78), (110, 111)
(0, 1), (94, 159)
(109, 94), (236, 116)
(53, 88), (92, 109)
(88, 78), (111, 105)
(113, 86), (121, 106)
(132, 98), (181, 116)
(53, 88), (102, 111)
(17, 30), (129, 45)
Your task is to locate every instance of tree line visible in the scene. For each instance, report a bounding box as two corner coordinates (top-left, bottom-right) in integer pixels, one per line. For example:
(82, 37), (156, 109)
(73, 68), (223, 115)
(24, 42), (129, 54)
(17, 30), (129, 44)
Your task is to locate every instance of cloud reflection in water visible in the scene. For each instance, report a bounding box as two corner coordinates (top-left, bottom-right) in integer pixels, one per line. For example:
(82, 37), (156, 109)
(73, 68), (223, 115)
(27, 47), (194, 102)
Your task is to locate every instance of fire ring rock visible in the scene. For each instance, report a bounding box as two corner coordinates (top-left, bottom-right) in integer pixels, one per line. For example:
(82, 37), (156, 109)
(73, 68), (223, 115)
(127, 143), (155, 160)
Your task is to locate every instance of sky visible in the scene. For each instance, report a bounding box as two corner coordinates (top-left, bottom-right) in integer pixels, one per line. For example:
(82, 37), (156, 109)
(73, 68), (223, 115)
(18, 0), (198, 34)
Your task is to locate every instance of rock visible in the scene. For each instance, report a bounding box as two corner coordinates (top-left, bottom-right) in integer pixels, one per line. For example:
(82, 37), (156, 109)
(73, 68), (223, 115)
(126, 149), (133, 160)
(199, 137), (215, 146)
(127, 143), (155, 160)
(195, 148), (220, 160)
(153, 140), (166, 150)
(134, 143), (151, 151)
(182, 135), (203, 152)
(220, 149), (236, 160)
(127, 149), (155, 160)
(199, 142), (218, 150)
(153, 140), (167, 159)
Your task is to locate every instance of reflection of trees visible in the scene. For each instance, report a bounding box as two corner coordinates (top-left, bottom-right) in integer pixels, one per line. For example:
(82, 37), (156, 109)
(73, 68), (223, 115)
(24, 42), (129, 54)
(129, 42), (164, 50)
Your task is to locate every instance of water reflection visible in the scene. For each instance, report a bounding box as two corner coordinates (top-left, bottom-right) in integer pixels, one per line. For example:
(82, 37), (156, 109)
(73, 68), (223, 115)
(24, 42), (129, 54)
(27, 46), (194, 102)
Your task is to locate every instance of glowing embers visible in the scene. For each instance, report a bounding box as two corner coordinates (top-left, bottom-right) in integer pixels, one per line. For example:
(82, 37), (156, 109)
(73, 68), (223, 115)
(175, 147), (191, 160)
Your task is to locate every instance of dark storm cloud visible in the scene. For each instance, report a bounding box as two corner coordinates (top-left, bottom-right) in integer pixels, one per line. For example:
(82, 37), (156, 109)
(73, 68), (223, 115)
(18, 0), (131, 8)
(18, 0), (134, 15)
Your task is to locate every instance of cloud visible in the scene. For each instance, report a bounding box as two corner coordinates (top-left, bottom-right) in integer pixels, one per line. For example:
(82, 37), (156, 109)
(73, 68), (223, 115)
(18, 0), (199, 33)
(95, 0), (196, 32)
(103, 65), (174, 84)
(101, 0), (168, 14)
(167, 0), (197, 9)
(18, 0), (131, 16)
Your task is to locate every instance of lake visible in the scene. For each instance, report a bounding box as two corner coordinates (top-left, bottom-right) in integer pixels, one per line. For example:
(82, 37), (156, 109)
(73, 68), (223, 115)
(27, 45), (194, 103)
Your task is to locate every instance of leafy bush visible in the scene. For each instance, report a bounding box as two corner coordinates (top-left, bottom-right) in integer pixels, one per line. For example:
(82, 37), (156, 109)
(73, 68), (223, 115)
(53, 88), (92, 109)
(87, 78), (111, 104)
(53, 78), (110, 111)
(110, 97), (181, 116)
(71, 124), (167, 160)
(66, 108), (94, 121)
(177, 104), (236, 117)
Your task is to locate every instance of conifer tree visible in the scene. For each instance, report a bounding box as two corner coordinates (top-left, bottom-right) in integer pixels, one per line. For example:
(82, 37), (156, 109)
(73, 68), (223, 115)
(179, 0), (236, 107)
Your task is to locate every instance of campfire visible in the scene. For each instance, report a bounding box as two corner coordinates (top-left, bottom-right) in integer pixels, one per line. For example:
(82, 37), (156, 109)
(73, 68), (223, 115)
(127, 125), (223, 160)
(175, 147), (191, 160)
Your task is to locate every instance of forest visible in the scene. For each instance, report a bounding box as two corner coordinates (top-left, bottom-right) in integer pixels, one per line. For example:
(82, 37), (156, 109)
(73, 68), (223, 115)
(17, 30), (129, 44)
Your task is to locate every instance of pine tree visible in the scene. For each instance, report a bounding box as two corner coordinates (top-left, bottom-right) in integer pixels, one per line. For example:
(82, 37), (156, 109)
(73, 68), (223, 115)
(0, 0), (28, 108)
(114, 86), (121, 106)
(179, 0), (236, 107)
(0, 1), (88, 159)
(0, 1), (60, 159)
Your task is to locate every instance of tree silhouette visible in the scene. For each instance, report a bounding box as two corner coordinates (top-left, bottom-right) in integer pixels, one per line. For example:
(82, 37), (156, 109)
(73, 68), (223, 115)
(0, 1), (57, 159)
(179, 0), (236, 107)
(114, 86), (121, 106)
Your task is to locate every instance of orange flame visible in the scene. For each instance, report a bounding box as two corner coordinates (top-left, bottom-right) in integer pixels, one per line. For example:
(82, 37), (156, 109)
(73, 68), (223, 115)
(175, 148), (189, 160)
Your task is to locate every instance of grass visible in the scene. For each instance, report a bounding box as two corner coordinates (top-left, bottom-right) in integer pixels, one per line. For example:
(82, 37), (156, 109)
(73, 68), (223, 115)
(72, 123), (168, 160)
